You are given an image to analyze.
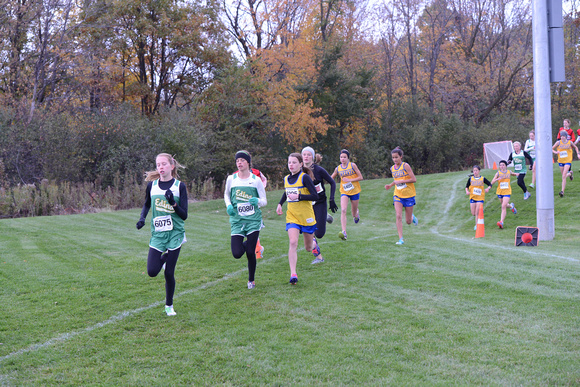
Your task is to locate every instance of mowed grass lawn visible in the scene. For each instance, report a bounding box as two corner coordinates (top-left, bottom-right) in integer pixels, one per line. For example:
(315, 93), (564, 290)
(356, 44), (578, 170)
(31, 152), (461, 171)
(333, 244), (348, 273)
(1, 162), (579, 385)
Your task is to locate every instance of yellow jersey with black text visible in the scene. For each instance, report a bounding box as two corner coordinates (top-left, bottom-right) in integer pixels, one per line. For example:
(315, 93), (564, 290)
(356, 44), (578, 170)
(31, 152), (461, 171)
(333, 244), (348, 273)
(336, 162), (361, 195)
(391, 163), (416, 198)
(469, 176), (486, 202)
(495, 171), (512, 196)
(557, 139), (573, 163)
(284, 172), (316, 226)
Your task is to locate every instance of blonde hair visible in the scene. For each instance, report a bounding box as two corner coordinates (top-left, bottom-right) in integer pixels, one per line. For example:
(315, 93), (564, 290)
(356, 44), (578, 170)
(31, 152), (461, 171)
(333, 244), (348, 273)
(144, 153), (185, 182)
(513, 141), (521, 148)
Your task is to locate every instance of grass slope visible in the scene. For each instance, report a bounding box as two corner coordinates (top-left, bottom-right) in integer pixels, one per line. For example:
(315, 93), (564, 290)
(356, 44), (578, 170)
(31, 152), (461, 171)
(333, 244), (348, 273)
(1, 162), (579, 385)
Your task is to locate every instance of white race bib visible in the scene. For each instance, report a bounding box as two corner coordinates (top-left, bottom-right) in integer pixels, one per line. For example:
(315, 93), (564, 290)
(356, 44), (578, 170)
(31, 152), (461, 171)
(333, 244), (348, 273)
(153, 215), (173, 232)
(237, 202), (255, 216)
(286, 187), (299, 202)
(500, 182), (509, 190)
(560, 150), (568, 158)
(396, 183), (407, 190)
(342, 182), (354, 191)
(473, 187), (482, 195)
(514, 164), (522, 171)
(314, 182), (324, 193)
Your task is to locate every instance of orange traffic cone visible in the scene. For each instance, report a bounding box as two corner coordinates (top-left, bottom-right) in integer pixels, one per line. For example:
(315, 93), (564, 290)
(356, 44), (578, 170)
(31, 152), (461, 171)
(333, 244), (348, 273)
(492, 161), (497, 170)
(475, 205), (485, 238)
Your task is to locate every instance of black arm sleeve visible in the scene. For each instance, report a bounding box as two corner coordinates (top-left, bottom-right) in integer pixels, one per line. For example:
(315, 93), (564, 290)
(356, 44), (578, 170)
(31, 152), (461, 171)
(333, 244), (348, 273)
(321, 167), (337, 200)
(523, 151), (534, 165)
(484, 177), (492, 187)
(279, 192), (287, 206)
(299, 175), (320, 201)
(466, 178), (472, 189)
(139, 182), (153, 220)
(507, 153), (513, 163)
(173, 182), (188, 221)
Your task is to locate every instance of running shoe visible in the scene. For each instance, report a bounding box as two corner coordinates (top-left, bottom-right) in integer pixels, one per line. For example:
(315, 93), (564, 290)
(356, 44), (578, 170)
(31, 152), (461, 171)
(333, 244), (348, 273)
(247, 281), (255, 289)
(256, 246), (264, 259)
(339, 231), (347, 240)
(559, 191), (564, 197)
(395, 238), (404, 245)
(412, 214), (418, 225)
(165, 305), (176, 316)
(311, 257), (325, 264)
(497, 221), (503, 229)
(524, 191), (531, 200)
(474, 225), (477, 231)
(289, 275), (298, 285)
(529, 183), (535, 189)
(326, 214), (334, 224)
(570, 171), (574, 181)
(312, 239), (321, 257)
(510, 203), (517, 214)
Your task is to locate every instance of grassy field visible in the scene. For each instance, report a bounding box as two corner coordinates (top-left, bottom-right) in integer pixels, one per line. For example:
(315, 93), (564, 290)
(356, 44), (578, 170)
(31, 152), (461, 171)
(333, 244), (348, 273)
(1, 162), (579, 385)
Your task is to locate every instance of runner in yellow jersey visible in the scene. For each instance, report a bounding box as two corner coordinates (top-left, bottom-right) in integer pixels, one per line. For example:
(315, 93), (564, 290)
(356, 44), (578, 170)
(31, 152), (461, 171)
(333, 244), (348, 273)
(330, 149), (363, 241)
(385, 147), (418, 245)
(465, 165), (492, 230)
(552, 130), (580, 197)
(276, 153), (319, 285)
(490, 160), (519, 229)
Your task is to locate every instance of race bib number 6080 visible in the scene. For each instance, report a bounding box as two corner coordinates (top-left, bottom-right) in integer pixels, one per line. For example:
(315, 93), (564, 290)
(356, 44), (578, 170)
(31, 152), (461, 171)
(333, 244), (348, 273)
(237, 203), (255, 216)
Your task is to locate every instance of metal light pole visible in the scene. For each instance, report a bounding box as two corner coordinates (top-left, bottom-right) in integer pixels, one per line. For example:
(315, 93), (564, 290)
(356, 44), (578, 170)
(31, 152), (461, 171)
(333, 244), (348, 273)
(532, 0), (558, 240)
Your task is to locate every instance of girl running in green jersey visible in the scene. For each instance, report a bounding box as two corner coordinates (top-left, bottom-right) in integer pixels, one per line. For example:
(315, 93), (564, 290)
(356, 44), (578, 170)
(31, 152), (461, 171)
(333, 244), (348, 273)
(136, 153), (188, 316)
(224, 151), (267, 289)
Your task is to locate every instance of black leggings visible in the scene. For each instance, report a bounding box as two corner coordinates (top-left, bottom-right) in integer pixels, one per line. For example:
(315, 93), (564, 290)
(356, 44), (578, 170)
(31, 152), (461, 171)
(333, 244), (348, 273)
(147, 247), (180, 306)
(313, 201), (328, 239)
(516, 174), (528, 193)
(231, 231), (259, 282)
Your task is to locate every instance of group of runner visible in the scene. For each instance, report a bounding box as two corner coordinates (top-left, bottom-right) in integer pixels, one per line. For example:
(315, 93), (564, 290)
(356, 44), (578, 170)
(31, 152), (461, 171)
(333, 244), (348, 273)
(133, 120), (580, 315)
(466, 121), (580, 230)
(135, 147), (419, 315)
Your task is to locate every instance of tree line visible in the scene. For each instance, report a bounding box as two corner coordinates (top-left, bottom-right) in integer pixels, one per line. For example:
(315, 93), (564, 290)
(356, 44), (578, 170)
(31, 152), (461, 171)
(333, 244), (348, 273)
(1, 0), (579, 202)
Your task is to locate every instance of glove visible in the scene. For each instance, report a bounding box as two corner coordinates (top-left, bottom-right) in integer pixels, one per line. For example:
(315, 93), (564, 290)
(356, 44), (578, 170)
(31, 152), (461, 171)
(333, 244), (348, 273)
(227, 204), (237, 216)
(136, 218), (145, 229)
(329, 199), (338, 213)
(164, 189), (176, 205)
(249, 197), (259, 206)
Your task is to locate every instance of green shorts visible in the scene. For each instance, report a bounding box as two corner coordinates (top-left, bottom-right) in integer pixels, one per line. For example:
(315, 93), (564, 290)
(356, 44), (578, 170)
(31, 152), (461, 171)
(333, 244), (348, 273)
(149, 231), (187, 252)
(230, 218), (264, 237)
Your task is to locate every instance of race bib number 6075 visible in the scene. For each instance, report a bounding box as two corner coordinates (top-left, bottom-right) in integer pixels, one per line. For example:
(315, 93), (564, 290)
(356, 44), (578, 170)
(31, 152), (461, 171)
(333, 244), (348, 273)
(153, 215), (173, 232)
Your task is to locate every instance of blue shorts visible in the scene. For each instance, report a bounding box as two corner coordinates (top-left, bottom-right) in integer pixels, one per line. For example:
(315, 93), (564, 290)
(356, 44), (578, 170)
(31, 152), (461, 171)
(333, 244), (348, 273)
(393, 195), (416, 207)
(497, 194), (510, 199)
(470, 199), (484, 204)
(286, 223), (316, 234)
(341, 193), (360, 201)
(559, 163), (571, 168)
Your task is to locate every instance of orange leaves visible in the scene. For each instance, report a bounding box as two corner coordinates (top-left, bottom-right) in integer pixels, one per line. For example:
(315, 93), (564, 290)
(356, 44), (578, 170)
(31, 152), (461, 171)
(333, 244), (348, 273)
(272, 96), (329, 146)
